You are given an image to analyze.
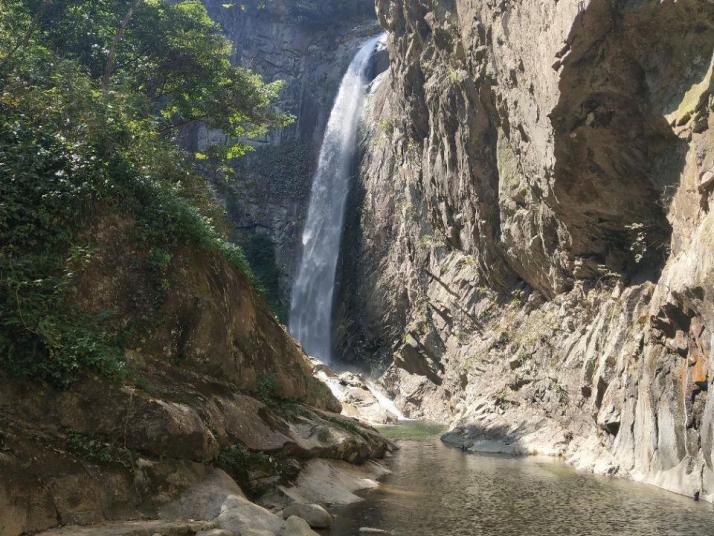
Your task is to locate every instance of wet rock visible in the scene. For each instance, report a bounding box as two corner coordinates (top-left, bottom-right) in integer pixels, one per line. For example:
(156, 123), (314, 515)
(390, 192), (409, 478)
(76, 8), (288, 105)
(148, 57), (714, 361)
(313, 361), (403, 425)
(341, 386), (398, 425)
(339, 372), (365, 388)
(265, 459), (389, 508)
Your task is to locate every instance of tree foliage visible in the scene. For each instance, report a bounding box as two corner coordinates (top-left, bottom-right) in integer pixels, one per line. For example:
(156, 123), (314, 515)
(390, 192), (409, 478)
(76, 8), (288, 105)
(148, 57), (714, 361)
(0, 0), (290, 386)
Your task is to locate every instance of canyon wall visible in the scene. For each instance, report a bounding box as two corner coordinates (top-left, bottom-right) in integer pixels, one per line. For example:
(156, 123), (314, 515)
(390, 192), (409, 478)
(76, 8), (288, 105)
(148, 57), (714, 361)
(341, 0), (714, 500)
(0, 207), (391, 535)
(183, 0), (379, 316)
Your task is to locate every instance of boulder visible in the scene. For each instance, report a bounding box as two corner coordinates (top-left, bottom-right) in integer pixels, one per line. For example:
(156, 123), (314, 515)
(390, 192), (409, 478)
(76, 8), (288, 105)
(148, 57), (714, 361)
(196, 530), (234, 536)
(279, 516), (320, 536)
(281, 503), (333, 528)
(216, 495), (283, 535)
(241, 530), (276, 536)
(159, 468), (244, 521)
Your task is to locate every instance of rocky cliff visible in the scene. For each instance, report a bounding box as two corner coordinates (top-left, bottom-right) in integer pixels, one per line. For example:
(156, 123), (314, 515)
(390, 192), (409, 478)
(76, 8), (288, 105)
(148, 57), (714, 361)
(0, 2), (397, 535)
(0, 210), (392, 536)
(181, 0), (380, 316)
(340, 0), (714, 500)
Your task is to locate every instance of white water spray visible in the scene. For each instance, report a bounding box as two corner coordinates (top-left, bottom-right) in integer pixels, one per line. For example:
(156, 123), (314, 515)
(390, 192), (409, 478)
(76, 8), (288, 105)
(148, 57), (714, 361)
(289, 35), (382, 363)
(366, 380), (408, 421)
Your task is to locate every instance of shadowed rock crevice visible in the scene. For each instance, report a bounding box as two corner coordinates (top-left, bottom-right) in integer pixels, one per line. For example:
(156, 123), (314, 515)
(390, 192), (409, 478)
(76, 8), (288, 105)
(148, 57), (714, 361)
(549, 0), (713, 285)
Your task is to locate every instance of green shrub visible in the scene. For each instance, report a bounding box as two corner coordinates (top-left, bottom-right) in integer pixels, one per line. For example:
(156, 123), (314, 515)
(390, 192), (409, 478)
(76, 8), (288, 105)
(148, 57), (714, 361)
(217, 443), (294, 497)
(242, 233), (286, 321)
(256, 372), (279, 405)
(66, 431), (134, 468)
(0, 0), (289, 387)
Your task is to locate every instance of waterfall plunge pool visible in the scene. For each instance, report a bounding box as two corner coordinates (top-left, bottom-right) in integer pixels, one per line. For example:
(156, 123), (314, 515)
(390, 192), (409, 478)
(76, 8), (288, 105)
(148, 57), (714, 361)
(328, 422), (714, 536)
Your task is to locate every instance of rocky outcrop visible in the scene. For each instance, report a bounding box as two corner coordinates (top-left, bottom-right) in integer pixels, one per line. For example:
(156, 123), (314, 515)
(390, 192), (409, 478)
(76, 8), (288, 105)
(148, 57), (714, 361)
(181, 0), (379, 315)
(341, 0), (714, 501)
(281, 503), (332, 528)
(0, 210), (393, 536)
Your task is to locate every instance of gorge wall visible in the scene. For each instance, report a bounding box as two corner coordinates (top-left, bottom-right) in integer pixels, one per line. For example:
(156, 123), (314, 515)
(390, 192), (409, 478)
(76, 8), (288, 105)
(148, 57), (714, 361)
(182, 0), (380, 317)
(1, 4), (400, 534)
(0, 206), (396, 535)
(337, 0), (714, 500)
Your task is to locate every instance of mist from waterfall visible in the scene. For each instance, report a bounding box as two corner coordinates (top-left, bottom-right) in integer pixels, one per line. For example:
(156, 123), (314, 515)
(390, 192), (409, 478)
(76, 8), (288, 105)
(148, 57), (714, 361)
(289, 35), (382, 363)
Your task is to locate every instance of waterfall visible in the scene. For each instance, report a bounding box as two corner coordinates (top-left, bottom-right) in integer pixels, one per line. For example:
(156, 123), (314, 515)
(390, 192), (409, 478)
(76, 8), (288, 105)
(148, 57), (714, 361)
(289, 35), (382, 363)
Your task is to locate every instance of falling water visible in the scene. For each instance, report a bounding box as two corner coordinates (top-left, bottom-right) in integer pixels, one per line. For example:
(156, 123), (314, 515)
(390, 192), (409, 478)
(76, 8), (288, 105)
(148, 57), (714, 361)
(289, 35), (382, 363)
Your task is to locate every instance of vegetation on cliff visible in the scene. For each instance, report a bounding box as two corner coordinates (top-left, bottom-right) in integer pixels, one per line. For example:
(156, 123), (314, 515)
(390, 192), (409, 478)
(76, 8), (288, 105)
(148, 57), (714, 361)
(0, 0), (290, 387)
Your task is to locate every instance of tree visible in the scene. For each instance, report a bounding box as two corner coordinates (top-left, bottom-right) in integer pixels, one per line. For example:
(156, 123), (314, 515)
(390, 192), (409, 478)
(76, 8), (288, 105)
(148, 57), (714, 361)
(0, 0), (290, 386)
(5, 0), (291, 156)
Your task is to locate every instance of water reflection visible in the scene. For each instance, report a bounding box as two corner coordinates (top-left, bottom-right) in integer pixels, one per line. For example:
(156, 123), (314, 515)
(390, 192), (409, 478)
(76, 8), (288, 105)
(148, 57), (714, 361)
(330, 438), (714, 536)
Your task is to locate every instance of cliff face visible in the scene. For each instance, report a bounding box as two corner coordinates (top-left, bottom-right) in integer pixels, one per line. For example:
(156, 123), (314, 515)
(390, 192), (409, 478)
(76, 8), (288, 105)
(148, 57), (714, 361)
(182, 0), (379, 315)
(343, 0), (714, 499)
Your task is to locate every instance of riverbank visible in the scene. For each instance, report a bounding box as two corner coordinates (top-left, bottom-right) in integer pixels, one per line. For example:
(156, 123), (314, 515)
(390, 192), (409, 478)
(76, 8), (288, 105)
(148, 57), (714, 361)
(1, 363), (395, 536)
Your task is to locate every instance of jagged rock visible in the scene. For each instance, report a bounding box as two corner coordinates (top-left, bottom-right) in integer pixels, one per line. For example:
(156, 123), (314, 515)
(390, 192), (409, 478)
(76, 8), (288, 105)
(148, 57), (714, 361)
(341, 386), (399, 425)
(339, 372), (365, 388)
(281, 503), (333, 528)
(313, 361), (403, 425)
(699, 170), (714, 193)
(335, 0), (714, 504)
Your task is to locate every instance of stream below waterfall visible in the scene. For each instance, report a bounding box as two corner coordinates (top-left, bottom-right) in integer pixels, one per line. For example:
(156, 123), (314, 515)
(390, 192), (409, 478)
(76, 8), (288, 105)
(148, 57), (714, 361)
(328, 423), (714, 536)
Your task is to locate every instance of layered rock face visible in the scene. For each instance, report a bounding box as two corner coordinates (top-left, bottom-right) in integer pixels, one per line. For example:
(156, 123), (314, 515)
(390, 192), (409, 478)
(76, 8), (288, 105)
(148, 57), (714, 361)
(342, 0), (714, 499)
(182, 0), (379, 314)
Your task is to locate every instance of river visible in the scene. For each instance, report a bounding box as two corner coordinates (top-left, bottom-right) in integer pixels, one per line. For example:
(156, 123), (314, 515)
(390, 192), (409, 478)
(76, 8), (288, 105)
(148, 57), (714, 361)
(329, 423), (714, 536)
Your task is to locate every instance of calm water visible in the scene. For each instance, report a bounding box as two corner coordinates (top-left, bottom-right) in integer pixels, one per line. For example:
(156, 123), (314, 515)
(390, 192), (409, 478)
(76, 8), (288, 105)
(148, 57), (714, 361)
(330, 426), (714, 536)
